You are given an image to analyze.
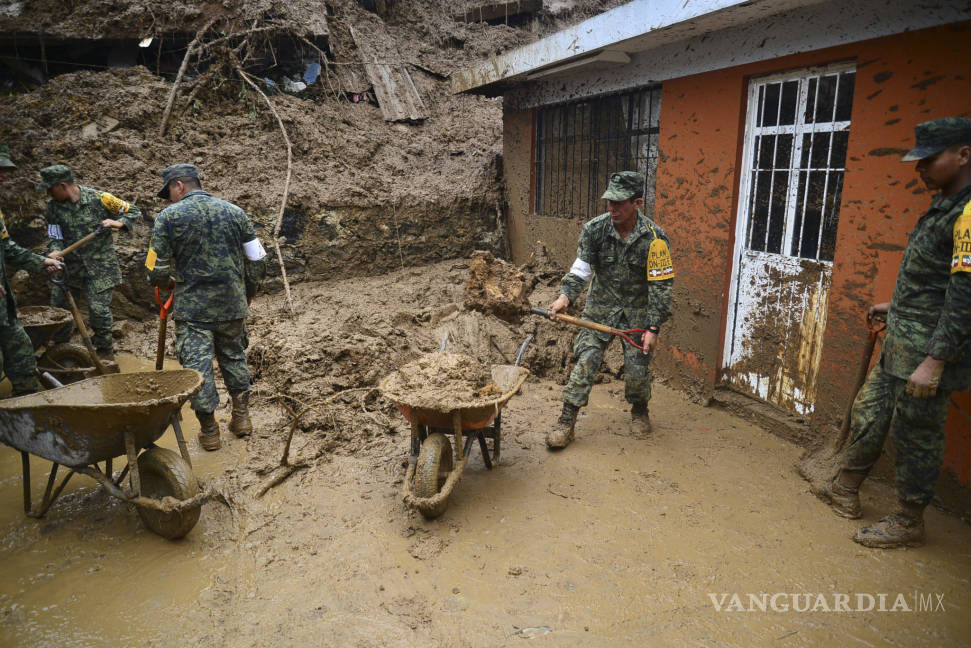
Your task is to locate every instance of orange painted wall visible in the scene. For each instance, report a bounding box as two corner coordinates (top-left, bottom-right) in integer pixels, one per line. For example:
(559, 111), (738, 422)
(653, 21), (971, 485)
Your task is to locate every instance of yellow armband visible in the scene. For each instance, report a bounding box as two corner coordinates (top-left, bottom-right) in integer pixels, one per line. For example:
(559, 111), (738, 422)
(952, 201), (971, 274)
(100, 191), (131, 215)
(646, 226), (674, 281)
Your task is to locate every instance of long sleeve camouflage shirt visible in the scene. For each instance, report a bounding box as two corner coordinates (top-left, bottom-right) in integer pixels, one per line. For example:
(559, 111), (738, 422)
(44, 185), (140, 292)
(147, 190), (266, 322)
(561, 211), (674, 332)
(882, 182), (971, 391)
(1, 209), (46, 326)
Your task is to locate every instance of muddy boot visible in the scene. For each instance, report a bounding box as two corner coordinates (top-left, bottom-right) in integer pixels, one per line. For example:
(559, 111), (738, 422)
(810, 469), (866, 519)
(96, 347), (115, 362)
(229, 391), (253, 438)
(546, 403), (578, 450)
(853, 502), (926, 548)
(197, 411), (221, 451)
(631, 402), (652, 436)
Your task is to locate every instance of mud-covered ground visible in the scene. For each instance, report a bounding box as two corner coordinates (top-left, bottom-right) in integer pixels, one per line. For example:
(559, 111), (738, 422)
(1, 259), (970, 647)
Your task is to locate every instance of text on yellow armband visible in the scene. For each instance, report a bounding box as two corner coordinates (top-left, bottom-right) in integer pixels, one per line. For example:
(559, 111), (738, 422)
(951, 201), (971, 274)
(647, 237), (674, 281)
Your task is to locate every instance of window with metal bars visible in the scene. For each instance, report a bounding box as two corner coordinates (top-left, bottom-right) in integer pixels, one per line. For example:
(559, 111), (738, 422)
(534, 86), (661, 221)
(743, 66), (856, 262)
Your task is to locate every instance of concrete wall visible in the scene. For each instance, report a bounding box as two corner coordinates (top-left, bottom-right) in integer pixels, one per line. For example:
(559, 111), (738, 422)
(502, 21), (971, 492)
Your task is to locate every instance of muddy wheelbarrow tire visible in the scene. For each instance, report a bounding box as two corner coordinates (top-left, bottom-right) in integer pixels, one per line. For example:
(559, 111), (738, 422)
(44, 342), (92, 368)
(414, 433), (453, 519)
(135, 447), (201, 539)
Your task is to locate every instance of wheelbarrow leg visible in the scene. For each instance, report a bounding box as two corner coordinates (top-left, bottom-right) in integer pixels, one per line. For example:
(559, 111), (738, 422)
(477, 432), (493, 470)
(452, 411), (464, 462)
(21, 452), (31, 515)
(31, 464), (75, 518)
(124, 428), (141, 497)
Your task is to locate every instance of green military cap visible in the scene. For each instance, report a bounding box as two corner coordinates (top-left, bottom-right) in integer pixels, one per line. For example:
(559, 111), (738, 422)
(901, 117), (971, 162)
(0, 144), (15, 169)
(158, 163), (200, 199)
(601, 171), (645, 201)
(37, 164), (74, 191)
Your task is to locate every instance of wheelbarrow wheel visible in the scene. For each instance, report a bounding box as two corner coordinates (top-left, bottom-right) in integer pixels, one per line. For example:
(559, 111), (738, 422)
(414, 433), (453, 519)
(135, 447), (201, 539)
(44, 342), (91, 368)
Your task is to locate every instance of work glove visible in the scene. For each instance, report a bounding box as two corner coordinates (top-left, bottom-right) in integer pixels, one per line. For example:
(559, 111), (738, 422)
(906, 360), (945, 399)
(148, 265), (172, 289)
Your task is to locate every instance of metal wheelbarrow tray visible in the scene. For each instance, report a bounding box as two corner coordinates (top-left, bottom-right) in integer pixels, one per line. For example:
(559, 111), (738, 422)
(380, 359), (529, 519)
(0, 369), (208, 539)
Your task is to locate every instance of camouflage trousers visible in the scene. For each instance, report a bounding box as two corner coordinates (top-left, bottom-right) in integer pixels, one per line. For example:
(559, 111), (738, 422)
(842, 360), (951, 507)
(562, 317), (653, 409)
(50, 282), (114, 351)
(175, 319), (250, 415)
(0, 318), (39, 395)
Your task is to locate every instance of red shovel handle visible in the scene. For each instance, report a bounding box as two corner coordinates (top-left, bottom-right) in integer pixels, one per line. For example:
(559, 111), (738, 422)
(155, 286), (174, 319)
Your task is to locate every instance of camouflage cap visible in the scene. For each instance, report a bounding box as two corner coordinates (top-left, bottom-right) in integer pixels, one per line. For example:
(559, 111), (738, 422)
(0, 144), (15, 169)
(157, 163), (200, 199)
(901, 117), (971, 162)
(601, 171), (645, 201)
(36, 164), (74, 191)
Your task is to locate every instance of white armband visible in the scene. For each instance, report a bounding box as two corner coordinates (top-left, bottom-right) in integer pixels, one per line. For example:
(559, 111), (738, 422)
(243, 238), (267, 261)
(569, 258), (593, 281)
(47, 224), (64, 240)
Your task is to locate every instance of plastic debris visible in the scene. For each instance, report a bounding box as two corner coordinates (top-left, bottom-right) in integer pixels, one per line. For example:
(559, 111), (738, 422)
(303, 62), (320, 85)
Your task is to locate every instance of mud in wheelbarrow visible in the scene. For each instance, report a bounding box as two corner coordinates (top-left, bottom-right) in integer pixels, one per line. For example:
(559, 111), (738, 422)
(380, 343), (530, 519)
(0, 369), (209, 539)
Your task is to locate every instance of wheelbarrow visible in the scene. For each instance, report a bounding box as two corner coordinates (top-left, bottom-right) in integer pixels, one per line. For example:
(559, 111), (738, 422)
(0, 369), (209, 539)
(379, 338), (531, 519)
(16, 305), (106, 384)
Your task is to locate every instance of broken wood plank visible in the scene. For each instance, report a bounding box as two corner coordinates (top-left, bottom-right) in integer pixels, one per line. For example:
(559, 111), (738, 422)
(452, 0), (542, 23)
(349, 25), (427, 123)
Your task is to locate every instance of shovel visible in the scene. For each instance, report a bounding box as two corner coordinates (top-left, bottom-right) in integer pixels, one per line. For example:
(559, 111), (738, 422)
(154, 282), (175, 370)
(54, 224), (111, 258)
(530, 307), (651, 351)
(796, 311), (886, 486)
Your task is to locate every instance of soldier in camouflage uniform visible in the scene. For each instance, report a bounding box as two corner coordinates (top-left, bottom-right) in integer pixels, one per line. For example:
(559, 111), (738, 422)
(147, 164), (267, 451)
(0, 147), (64, 396)
(813, 118), (971, 548)
(545, 171), (674, 449)
(38, 164), (141, 360)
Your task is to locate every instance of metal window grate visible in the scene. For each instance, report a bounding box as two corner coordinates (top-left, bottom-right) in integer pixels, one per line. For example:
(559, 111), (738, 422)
(744, 68), (855, 262)
(534, 86), (661, 220)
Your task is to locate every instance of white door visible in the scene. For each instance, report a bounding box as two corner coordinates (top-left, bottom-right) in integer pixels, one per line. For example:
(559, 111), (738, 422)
(723, 64), (856, 415)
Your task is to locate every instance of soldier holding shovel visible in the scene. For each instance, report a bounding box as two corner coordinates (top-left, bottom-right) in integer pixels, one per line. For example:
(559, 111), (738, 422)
(813, 118), (971, 548)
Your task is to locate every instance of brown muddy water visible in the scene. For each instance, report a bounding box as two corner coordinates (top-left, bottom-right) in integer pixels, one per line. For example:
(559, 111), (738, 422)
(1, 359), (970, 646)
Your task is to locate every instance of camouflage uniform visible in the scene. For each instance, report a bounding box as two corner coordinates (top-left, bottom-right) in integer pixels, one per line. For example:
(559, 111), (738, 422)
(147, 187), (266, 415)
(842, 181), (971, 506)
(560, 211), (674, 408)
(0, 211), (47, 395)
(39, 165), (140, 352)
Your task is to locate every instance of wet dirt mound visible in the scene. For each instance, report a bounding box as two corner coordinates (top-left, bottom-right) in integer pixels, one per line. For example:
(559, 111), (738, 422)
(463, 251), (533, 322)
(379, 351), (501, 411)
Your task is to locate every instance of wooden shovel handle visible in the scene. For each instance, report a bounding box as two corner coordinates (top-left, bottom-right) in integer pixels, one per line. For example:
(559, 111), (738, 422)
(529, 307), (619, 336)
